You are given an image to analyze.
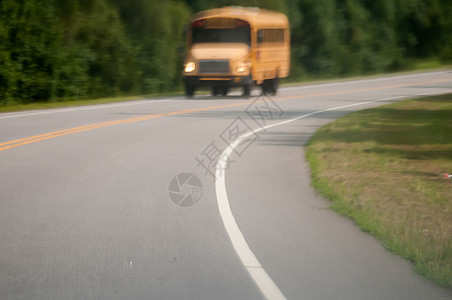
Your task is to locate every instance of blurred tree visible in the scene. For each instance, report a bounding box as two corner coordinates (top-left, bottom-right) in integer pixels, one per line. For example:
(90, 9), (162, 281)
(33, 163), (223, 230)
(1, 0), (451, 105)
(109, 0), (190, 93)
(0, 0), (86, 104)
(71, 0), (140, 96)
(291, 0), (340, 75)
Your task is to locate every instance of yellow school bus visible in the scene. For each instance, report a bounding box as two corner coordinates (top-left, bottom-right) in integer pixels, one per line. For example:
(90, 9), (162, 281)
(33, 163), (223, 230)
(183, 6), (290, 97)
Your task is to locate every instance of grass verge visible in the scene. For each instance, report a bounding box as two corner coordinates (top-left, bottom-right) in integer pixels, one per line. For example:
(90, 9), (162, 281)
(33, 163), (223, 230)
(305, 93), (452, 288)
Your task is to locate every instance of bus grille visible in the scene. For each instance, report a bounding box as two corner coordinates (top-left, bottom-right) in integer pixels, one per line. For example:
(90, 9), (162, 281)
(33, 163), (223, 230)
(199, 60), (229, 74)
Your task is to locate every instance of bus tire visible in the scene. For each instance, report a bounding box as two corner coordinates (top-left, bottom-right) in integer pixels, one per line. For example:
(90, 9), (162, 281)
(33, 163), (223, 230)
(270, 77), (279, 96)
(262, 79), (271, 95)
(185, 85), (195, 98)
(262, 78), (278, 96)
(243, 84), (251, 97)
(212, 86), (220, 96)
(221, 87), (229, 96)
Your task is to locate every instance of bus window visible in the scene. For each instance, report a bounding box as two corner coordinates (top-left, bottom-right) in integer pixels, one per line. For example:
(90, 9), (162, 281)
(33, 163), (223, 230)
(192, 19), (251, 46)
(257, 29), (284, 45)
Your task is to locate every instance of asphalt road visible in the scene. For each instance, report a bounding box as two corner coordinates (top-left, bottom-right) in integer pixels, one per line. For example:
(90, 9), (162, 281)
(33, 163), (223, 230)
(1, 71), (451, 300)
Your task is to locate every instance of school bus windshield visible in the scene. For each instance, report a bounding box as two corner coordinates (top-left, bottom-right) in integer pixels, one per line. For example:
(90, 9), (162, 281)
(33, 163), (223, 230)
(192, 19), (251, 45)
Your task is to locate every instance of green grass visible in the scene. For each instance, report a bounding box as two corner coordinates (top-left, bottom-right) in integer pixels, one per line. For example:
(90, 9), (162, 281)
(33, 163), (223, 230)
(410, 57), (444, 70)
(306, 94), (452, 288)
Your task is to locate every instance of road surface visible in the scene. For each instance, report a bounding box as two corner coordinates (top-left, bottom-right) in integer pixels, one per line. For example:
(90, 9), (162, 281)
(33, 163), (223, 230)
(1, 71), (451, 299)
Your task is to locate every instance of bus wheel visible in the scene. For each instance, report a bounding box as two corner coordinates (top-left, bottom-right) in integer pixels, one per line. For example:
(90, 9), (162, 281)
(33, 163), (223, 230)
(262, 78), (278, 96)
(262, 80), (270, 95)
(270, 77), (279, 96)
(221, 87), (229, 96)
(185, 85), (195, 98)
(243, 84), (251, 97)
(212, 87), (220, 96)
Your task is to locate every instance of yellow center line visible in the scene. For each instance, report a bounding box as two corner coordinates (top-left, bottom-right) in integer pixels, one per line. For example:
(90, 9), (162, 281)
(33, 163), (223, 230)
(0, 78), (450, 153)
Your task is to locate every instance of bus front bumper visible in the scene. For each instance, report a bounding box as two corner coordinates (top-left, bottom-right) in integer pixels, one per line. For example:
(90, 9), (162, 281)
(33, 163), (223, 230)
(184, 75), (252, 87)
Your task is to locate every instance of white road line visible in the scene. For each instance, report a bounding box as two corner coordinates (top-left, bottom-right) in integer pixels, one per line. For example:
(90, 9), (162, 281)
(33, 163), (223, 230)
(0, 99), (173, 120)
(415, 89), (452, 96)
(282, 70), (450, 91)
(214, 95), (413, 300)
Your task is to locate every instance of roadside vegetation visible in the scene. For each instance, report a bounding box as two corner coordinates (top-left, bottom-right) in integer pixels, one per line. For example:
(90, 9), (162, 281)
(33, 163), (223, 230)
(306, 93), (452, 288)
(1, 0), (452, 106)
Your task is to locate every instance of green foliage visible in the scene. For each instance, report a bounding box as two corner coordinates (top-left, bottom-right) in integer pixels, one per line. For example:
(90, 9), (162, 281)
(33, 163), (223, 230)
(1, 0), (67, 104)
(0, 0), (451, 104)
(71, 0), (141, 96)
(290, 0), (451, 77)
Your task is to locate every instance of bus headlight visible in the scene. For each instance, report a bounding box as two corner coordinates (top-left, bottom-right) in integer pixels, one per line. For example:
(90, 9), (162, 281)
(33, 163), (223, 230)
(236, 62), (247, 73)
(185, 61), (196, 73)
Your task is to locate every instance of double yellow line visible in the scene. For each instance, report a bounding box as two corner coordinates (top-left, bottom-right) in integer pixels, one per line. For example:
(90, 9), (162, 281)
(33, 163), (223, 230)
(0, 78), (450, 153)
(0, 101), (253, 152)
